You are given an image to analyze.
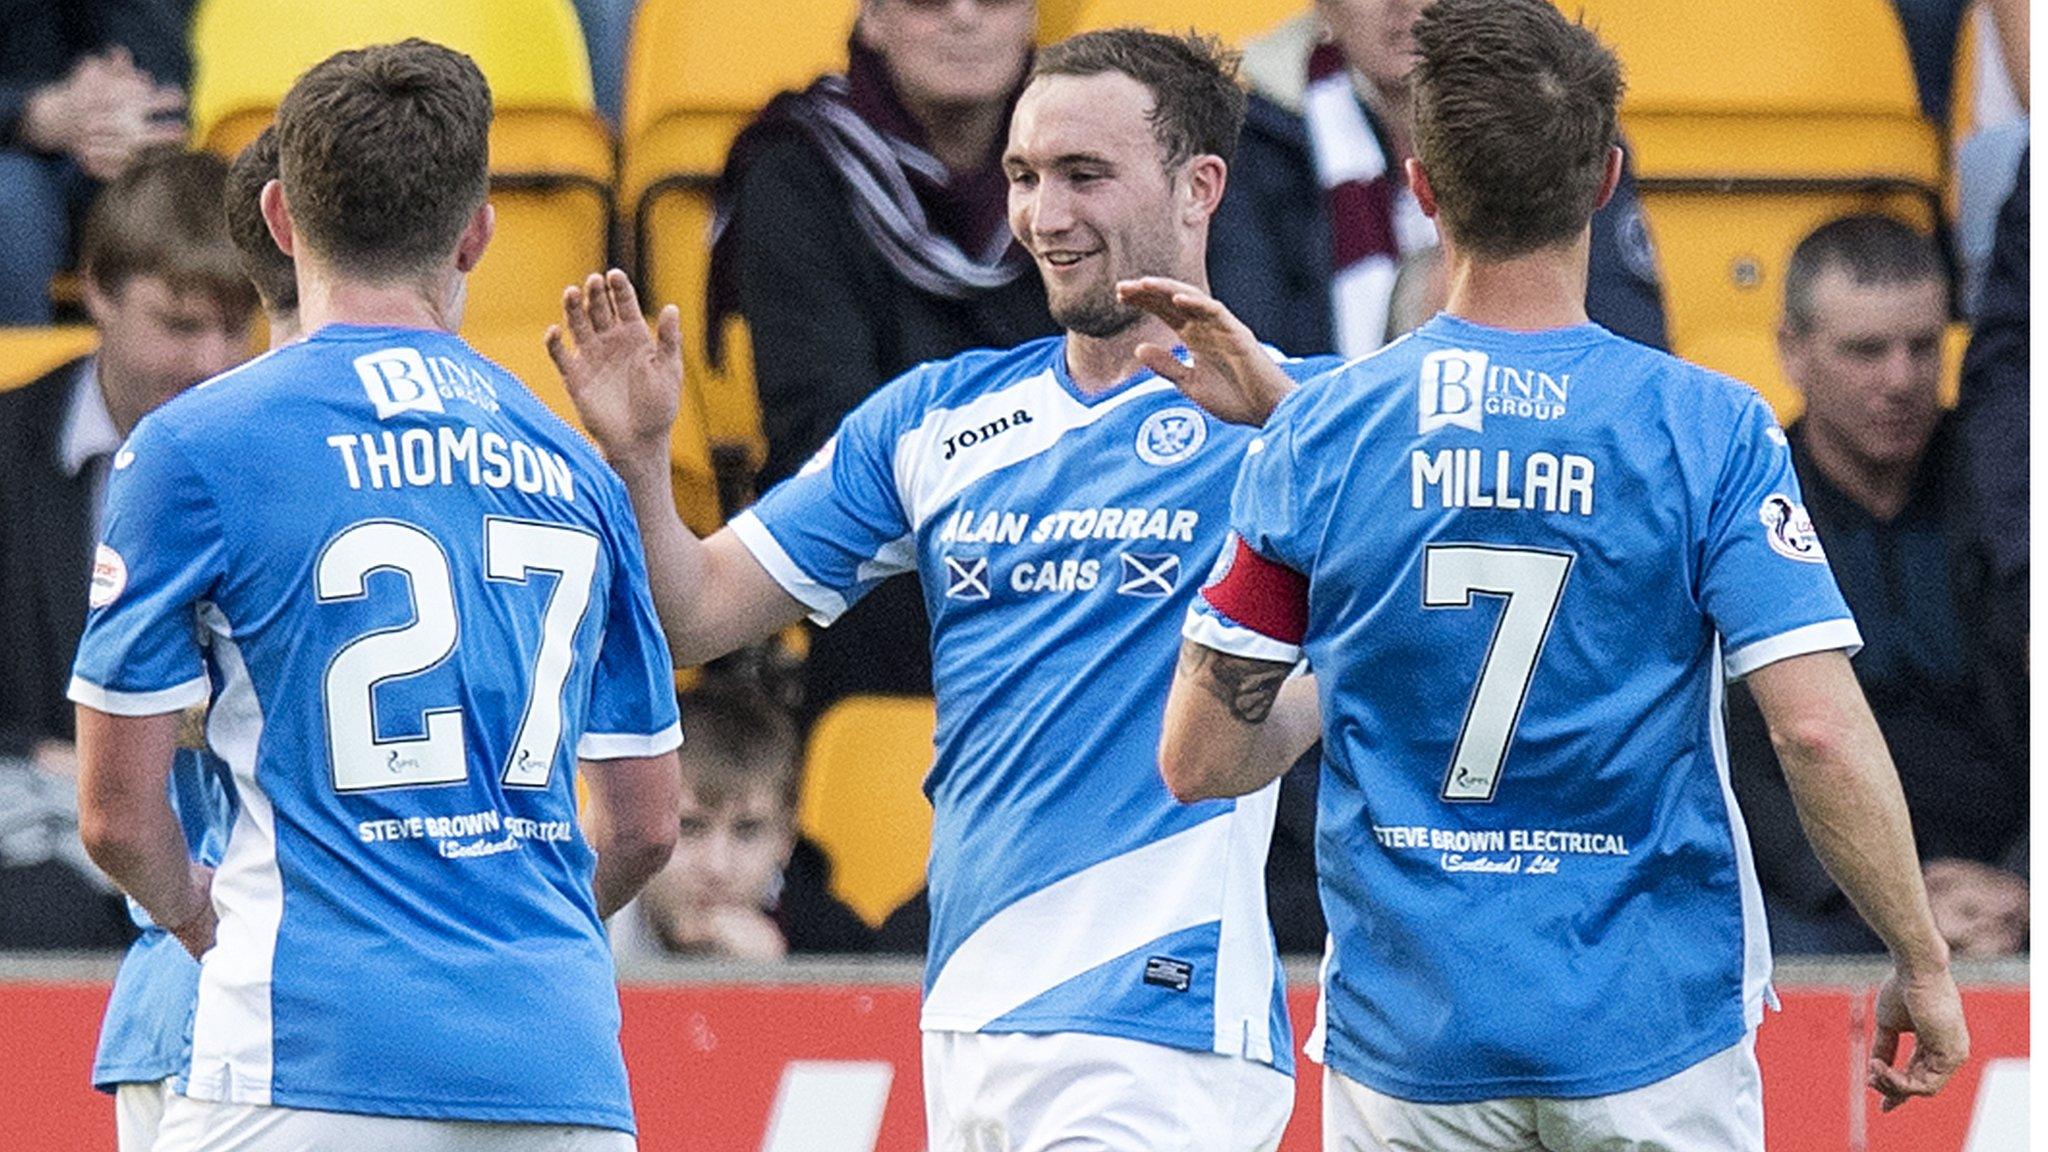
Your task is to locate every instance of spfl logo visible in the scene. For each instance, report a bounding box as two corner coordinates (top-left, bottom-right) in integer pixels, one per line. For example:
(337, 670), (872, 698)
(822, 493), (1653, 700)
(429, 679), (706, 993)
(356, 348), (445, 420)
(1759, 494), (1826, 563)
(1136, 406), (1207, 466)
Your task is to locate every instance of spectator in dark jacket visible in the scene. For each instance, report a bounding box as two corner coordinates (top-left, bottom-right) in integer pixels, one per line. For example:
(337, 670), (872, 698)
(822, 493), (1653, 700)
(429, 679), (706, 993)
(1727, 215), (2027, 957)
(707, 0), (1055, 724)
(1210, 2), (1668, 358)
(1, 1), (193, 322)
(610, 683), (872, 958)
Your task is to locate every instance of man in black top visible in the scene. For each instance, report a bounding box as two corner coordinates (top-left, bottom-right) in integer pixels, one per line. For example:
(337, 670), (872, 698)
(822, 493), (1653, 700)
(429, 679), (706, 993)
(1727, 214), (2027, 957)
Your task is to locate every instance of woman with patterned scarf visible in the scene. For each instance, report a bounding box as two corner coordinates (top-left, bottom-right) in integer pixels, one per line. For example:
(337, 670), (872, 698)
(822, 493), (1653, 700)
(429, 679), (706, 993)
(709, 0), (1054, 725)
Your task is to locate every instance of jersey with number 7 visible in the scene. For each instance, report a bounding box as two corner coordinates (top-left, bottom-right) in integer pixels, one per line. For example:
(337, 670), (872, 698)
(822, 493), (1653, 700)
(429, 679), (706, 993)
(1186, 313), (1860, 1103)
(68, 325), (680, 1133)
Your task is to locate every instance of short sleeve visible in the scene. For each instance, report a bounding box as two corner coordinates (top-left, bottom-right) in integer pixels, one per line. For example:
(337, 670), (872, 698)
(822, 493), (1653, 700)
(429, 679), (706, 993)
(68, 418), (224, 715)
(577, 489), (683, 760)
(727, 376), (917, 626)
(1701, 395), (1862, 679)
(1184, 405), (1312, 664)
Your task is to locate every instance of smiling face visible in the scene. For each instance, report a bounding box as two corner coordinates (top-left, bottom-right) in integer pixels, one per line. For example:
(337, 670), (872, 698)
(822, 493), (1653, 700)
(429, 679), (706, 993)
(860, 0), (1036, 114)
(1004, 71), (1200, 339)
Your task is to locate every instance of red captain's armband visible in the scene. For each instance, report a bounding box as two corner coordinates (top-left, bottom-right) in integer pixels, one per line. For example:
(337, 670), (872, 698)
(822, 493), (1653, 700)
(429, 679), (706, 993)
(1201, 537), (1309, 646)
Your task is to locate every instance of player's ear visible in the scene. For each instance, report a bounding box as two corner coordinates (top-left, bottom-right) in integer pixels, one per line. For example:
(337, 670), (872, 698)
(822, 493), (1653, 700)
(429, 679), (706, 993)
(454, 202), (495, 274)
(1183, 154), (1228, 225)
(260, 179), (295, 258)
(1592, 146), (1623, 211)
(1406, 157), (1439, 220)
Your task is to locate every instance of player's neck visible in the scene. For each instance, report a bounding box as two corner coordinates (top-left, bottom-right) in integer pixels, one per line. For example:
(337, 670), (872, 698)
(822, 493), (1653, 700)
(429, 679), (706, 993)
(1063, 312), (1181, 395)
(1441, 242), (1592, 333)
(298, 268), (459, 335)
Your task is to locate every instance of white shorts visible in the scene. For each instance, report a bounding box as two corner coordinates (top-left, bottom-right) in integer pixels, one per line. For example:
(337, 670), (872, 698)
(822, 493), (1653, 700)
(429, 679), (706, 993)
(115, 1078), (172, 1152)
(152, 1093), (638, 1152)
(1321, 1031), (1763, 1152)
(922, 1030), (1295, 1152)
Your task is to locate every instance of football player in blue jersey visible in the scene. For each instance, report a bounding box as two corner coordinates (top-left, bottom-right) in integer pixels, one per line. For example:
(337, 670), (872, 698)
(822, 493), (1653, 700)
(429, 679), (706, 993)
(73, 41), (683, 1152)
(1137, 0), (1970, 1148)
(551, 29), (1340, 1152)
(90, 128), (292, 1152)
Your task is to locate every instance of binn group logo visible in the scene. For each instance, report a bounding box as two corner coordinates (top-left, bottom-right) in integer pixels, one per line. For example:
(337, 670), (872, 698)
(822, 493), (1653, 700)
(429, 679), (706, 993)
(1418, 348), (1572, 435)
(356, 348), (445, 420)
(1419, 349), (1488, 434)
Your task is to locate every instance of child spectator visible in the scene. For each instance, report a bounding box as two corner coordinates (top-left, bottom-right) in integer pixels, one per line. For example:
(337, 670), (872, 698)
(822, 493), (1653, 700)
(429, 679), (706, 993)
(610, 683), (872, 959)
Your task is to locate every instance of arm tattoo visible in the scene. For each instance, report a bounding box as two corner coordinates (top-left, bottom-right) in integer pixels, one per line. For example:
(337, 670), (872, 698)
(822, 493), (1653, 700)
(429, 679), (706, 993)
(1178, 642), (1290, 724)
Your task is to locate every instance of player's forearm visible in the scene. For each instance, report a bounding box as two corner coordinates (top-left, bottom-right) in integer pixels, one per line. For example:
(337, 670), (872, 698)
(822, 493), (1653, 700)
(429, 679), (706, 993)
(1751, 657), (1950, 975)
(609, 449), (725, 661)
(75, 708), (208, 931)
(1159, 647), (1316, 802)
(583, 752), (682, 919)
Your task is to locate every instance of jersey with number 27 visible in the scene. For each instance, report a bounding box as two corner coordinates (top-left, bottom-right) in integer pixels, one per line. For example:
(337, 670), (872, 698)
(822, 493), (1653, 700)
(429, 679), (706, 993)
(1189, 315), (1859, 1102)
(68, 325), (680, 1132)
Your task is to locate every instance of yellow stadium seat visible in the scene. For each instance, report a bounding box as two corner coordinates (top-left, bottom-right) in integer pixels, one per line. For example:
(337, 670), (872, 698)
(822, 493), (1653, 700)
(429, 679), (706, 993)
(799, 695), (937, 927)
(1639, 190), (1939, 421)
(621, 0), (860, 481)
(0, 326), (98, 393)
(463, 325), (723, 536)
(1037, 0), (1092, 41)
(1565, 0), (1948, 417)
(1571, 0), (1938, 184)
(1069, 0), (1302, 44)
(187, 0), (613, 338)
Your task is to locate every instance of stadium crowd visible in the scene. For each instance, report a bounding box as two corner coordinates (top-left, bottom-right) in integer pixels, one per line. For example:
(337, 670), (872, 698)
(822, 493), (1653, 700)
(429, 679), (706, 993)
(0, 1), (2021, 1148)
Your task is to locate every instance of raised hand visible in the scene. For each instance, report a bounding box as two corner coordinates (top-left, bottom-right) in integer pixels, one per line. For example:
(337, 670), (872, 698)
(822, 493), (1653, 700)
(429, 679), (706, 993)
(1116, 276), (1298, 426)
(1867, 965), (1969, 1112)
(545, 269), (684, 471)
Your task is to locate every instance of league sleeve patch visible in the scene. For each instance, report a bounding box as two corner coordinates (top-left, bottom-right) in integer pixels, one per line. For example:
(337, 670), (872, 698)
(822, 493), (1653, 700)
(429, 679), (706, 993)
(90, 544), (128, 608)
(1758, 494), (1826, 563)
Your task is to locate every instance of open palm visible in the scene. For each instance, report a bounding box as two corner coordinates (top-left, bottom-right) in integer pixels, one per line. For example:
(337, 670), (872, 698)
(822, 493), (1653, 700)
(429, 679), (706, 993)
(545, 269), (684, 466)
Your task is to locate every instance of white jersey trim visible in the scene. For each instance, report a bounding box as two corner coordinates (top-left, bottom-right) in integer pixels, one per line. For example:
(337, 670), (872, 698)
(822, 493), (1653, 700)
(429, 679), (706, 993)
(67, 674), (211, 717)
(728, 511), (849, 626)
(1709, 648), (1776, 1026)
(184, 607), (284, 1107)
(892, 369), (1176, 532)
(922, 813), (1240, 1034)
(1183, 605), (1304, 665)
(576, 722), (683, 761)
(1722, 618), (1862, 680)
(1212, 779), (1282, 1063)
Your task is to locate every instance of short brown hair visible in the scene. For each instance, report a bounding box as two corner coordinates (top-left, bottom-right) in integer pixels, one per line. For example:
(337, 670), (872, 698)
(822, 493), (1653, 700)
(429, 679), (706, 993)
(1032, 28), (1247, 167)
(225, 127), (299, 315)
(1411, 0), (1622, 257)
(1783, 214), (1946, 334)
(274, 39), (492, 279)
(676, 682), (801, 812)
(80, 146), (258, 318)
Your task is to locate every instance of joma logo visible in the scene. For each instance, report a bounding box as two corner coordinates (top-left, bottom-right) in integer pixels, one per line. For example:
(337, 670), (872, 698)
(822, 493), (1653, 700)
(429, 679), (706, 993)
(942, 409), (1033, 460)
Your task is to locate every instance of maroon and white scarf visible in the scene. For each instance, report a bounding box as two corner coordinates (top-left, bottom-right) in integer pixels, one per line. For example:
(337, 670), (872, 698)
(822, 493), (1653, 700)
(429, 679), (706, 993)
(1302, 41), (1437, 356)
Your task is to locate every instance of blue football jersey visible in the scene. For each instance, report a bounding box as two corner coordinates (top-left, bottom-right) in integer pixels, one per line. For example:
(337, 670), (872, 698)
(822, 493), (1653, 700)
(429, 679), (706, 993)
(1189, 315), (1860, 1101)
(93, 748), (236, 1092)
(735, 336), (1338, 1069)
(69, 325), (681, 1131)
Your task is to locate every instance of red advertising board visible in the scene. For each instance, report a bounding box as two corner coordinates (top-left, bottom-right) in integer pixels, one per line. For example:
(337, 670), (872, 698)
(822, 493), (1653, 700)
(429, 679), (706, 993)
(0, 972), (2027, 1150)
